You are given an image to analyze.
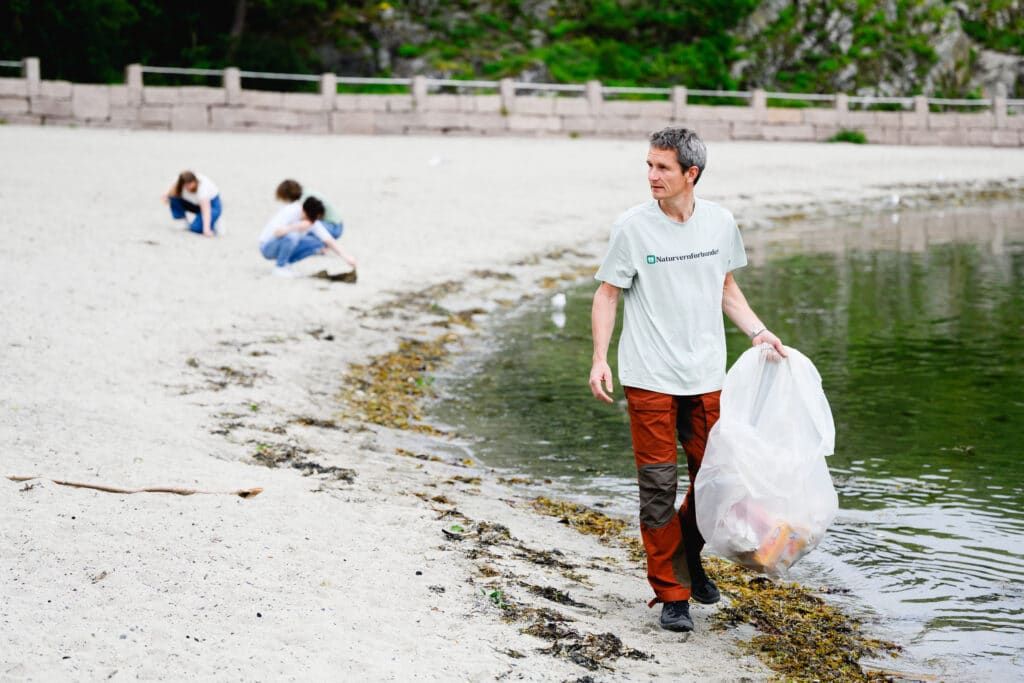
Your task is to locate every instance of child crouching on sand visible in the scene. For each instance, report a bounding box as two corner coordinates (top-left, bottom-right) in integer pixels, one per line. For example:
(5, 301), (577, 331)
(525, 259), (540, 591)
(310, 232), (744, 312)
(259, 196), (356, 278)
(162, 170), (223, 237)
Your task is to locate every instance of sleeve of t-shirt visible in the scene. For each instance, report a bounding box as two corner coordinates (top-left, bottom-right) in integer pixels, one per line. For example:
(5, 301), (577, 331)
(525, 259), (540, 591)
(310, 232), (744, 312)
(197, 176), (219, 201)
(726, 213), (748, 272)
(310, 221), (332, 243)
(594, 222), (636, 289)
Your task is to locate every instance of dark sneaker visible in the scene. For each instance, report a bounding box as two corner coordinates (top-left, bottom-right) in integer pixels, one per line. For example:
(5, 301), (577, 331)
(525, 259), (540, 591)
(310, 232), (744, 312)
(659, 600), (694, 632)
(690, 578), (721, 605)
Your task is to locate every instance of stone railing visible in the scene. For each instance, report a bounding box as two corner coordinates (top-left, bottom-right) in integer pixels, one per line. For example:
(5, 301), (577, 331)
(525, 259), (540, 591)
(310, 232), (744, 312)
(1, 57), (1022, 146)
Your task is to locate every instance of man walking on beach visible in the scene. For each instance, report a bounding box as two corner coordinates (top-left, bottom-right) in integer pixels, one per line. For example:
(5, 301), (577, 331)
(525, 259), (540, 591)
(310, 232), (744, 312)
(589, 127), (785, 632)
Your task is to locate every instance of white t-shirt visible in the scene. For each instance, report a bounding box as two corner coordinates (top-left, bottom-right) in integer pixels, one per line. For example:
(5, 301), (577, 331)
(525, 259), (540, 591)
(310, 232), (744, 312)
(259, 201), (332, 246)
(595, 198), (748, 396)
(180, 173), (219, 203)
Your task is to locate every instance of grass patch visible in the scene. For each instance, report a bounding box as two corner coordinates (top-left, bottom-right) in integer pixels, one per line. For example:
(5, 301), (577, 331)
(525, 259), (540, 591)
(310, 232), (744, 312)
(827, 129), (868, 144)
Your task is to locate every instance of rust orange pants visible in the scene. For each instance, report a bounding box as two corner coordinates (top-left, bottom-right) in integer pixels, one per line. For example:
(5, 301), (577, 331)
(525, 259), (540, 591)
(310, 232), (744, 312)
(624, 386), (721, 604)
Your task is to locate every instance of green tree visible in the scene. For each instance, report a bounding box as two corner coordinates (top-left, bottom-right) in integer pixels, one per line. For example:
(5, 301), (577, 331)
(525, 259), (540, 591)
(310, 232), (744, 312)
(1, 0), (142, 82)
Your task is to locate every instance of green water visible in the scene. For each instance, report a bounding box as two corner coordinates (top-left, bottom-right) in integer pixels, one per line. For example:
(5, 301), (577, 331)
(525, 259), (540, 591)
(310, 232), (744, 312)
(430, 202), (1024, 679)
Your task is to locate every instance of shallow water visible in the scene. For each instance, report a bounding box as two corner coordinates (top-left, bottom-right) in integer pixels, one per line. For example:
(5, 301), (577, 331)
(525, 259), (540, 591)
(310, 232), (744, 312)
(429, 201), (1024, 679)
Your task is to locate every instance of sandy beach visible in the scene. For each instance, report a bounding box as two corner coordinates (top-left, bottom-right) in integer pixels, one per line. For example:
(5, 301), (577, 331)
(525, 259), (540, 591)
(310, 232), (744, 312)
(2, 124), (1023, 681)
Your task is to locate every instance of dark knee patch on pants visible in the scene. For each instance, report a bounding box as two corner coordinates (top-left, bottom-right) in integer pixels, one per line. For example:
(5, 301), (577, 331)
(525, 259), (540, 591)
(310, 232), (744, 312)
(638, 462), (677, 529)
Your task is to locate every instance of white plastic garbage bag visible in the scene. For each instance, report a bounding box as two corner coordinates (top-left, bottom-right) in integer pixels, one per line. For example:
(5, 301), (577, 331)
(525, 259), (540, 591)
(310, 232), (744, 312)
(695, 344), (838, 575)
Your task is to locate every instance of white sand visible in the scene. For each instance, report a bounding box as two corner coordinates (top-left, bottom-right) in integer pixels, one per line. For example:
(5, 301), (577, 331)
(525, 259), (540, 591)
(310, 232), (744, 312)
(2, 125), (1022, 681)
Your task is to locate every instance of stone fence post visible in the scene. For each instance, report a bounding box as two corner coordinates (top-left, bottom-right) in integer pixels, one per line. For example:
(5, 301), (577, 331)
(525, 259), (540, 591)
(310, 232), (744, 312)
(499, 78), (515, 114)
(749, 89), (765, 116)
(993, 83), (1008, 128)
(224, 67), (241, 105)
(125, 63), (143, 104)
(585, 80), (602, 115)
(913, 95), (929, 127)
(412, 75), (428, 110)
(671, 86), (687, 120)
(319, 72), (337, 110)
(22, 57), (40, 96)
(834, 92), (849, 126)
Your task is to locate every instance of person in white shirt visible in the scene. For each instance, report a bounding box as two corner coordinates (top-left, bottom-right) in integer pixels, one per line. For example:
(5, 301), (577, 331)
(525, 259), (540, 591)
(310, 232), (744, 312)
(259, 196), (356, 278)
(161, 171), (223, 237)
(589, 127), (785, 633)
(274, 178), (345, 241)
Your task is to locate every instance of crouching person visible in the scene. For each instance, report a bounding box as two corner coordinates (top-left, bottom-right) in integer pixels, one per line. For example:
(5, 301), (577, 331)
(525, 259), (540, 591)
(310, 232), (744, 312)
(162, 170), (223, 237)
(259, 196), (357, 278)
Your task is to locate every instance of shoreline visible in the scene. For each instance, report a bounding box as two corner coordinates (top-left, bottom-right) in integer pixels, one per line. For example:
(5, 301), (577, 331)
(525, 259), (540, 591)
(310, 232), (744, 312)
(3, 125), (1023, 680)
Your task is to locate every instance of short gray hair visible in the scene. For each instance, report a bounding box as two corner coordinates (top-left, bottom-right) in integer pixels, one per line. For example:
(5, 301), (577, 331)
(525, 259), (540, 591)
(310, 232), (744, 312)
(649, 127), (706, 184)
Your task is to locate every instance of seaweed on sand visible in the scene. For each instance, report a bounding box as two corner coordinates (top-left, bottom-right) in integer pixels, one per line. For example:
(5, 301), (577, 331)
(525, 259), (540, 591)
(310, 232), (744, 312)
(486, 588), (650, 671)
(523, 622), (650, 672)
(430, 510), (649, 673)
(530, 497), (630, 545)
(532, 494), (903, 681)
(251, 442), (356, 482)
(311, 269), (357, 283)
(519, 582), (591, 609)
(433, 307), (487, 329)
(342, 336), (455, 435)
(708, 558), (903, 681)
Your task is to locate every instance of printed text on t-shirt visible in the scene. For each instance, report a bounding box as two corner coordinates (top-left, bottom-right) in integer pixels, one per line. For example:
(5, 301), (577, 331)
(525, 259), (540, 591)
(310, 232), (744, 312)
(645, 249), (719, 265)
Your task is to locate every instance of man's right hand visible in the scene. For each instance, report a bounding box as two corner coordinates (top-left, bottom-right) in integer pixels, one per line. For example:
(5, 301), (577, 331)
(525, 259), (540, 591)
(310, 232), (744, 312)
(589, 361), (615, 403)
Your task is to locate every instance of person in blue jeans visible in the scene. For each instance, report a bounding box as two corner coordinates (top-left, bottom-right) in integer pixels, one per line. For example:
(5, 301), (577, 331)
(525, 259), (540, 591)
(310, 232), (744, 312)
(161, 170), (222, 237)
(274, 178), (344, 241)
(259, 196), (356, 278)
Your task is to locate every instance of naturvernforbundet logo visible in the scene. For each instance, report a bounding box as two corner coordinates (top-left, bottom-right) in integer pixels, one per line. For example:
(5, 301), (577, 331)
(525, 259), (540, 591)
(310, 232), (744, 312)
(645, 249), (719, 265)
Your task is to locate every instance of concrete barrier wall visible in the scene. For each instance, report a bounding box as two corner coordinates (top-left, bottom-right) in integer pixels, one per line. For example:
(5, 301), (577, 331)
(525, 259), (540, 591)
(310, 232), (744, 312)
(0, 59), (1021, 146)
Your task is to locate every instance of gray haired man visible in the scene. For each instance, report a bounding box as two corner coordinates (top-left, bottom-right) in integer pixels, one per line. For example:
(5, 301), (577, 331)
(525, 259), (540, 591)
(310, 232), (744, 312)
(589, 127), (785, 631)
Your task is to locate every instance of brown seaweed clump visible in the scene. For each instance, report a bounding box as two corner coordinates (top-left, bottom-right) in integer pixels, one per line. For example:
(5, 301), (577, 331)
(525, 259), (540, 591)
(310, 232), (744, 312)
(530, 497), (630, 543)
(708, 558), (902, 682)
(251, 442), (356, 482)
(311, 269), (357, 283)
(520, 582), (591, 609)
(342, 336), (456, 434)
(524, 622), (651, 672)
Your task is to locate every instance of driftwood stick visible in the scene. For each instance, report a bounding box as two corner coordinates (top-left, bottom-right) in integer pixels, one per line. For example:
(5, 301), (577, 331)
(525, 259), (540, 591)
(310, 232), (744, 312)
(7, 475), (262, 499)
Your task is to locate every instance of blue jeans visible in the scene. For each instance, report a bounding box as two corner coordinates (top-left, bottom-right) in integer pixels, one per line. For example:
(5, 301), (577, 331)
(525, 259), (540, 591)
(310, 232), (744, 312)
(282, 220), (341, 259)
(260, 232), (324, 267)
(169, 195), (222, 234)
(312, 220), (343, 245)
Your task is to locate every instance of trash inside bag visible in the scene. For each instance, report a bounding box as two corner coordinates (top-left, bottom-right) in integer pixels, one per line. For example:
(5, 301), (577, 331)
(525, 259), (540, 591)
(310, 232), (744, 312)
(695, 344), (838, 575)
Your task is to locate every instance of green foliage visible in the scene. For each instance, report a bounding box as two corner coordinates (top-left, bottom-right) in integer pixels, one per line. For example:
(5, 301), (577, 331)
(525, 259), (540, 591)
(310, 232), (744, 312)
(535, 0), (757, 88)
(736, 0), (947, 95)
(0, 0), (759, 89)
(827, 129), (868, 144)
(397, 43), (423, 59)
(1, 0), (332, 84)
(482, 587), (510, 610)
(1, 0), (1019, 98)
(958, 0), (1024, 55)
(1, 0), (141, 82)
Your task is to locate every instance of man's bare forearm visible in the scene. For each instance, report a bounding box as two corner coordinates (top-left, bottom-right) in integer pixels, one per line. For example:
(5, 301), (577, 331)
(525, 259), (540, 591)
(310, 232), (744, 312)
(592, 283), (619, 362)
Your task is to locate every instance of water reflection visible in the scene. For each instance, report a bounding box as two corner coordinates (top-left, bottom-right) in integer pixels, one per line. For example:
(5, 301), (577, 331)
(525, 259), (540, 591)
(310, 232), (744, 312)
(429, 201), (1024, 679)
